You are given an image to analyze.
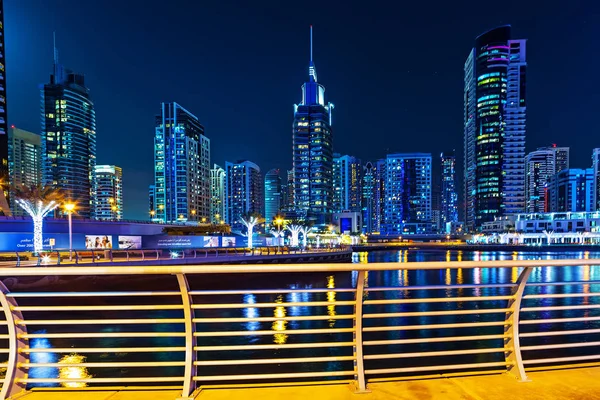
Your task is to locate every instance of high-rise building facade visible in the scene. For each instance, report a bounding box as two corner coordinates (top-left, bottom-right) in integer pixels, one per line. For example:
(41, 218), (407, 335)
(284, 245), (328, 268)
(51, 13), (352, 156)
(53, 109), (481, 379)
(464, 26), (527, 231)
(383, 153), (432, 235)
(525, 146), (570, 213)
(593, 148), (600, 212)
(292, 27), (334, 224)
(440, 151), (459, 229)
(210, 164), (225, 224)
(148, 185), (156, 219)
(547, 169), (594, 213)
(264, 169), (281, 226)
(42, 50), (97, 218)
(95, 165), (123, 221)
(153, 102), (210, 224)
(333, 154), (362, 213)
(0, 2), (9, 214)
(225, 160), (263, 231)
(8, 127), (42, 216)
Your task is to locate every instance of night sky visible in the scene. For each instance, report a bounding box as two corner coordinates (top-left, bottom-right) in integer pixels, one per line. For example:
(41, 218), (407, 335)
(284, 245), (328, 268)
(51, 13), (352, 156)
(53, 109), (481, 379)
(5, 0), (599, 219)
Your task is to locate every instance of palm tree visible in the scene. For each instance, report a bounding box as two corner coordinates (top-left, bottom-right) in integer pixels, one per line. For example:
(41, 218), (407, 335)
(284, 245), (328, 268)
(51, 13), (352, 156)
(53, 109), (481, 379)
(13, 185), (64, 253)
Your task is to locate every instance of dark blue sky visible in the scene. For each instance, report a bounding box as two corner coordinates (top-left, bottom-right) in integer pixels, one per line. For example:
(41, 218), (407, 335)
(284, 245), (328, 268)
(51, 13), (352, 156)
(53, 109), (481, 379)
(5, 0), (599, 219)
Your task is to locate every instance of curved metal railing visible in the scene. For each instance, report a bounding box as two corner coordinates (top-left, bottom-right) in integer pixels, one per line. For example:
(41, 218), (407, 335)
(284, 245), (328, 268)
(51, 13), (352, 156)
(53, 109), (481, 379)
(0, 259), (597, 398)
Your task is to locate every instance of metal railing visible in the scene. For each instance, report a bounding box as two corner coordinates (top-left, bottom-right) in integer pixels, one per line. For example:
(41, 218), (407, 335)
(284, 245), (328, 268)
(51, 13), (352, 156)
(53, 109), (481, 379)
(0, 259), (597, 399)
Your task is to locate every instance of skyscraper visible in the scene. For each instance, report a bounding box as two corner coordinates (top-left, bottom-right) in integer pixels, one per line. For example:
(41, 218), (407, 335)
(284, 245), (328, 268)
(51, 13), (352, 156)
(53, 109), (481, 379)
(333, 154), (362, 213)
(464, 26), (527, 231)
(525, 146), (570, 213)
(153, 102), (210, 224)
(292, 26), (334, 224)
(225, 160), (263, 231)
(8, 127), (42, 216)
(440, 151), (459, 229)
(264, 169), (281, 226)
(0, 1), (9, 215)
(383, 153), (432, 235)
(210, 164), (225, 224)
(362, 160), (386, 234)
(148, 185), (156, 220)
(593, 148), (600, 211)
(547, 169), (594, 213)
(42, 45), (96, 218)
(95, 165), (123, 220)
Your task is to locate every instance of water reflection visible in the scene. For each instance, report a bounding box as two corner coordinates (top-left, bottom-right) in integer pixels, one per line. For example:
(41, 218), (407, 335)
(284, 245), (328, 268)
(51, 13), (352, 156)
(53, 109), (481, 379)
(243, 294), (260, 332)
(326, 275), (336, 327)
(29, 335), (58, 387)
(272, 295), (288, 344)
(58, 353), (91, 388)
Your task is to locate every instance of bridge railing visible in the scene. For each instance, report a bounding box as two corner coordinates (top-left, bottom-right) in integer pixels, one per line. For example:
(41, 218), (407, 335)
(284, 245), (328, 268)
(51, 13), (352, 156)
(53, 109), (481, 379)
(0, 259), (598, 399)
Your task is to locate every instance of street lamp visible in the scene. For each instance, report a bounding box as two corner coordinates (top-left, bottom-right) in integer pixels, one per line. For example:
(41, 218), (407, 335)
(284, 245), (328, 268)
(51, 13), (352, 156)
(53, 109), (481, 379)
(215, 213), (220, 224)
(191, 209), (197, 220)
(108, 198), (115, 220)
(275, 217), (284, 252)
(201, 217), (207, 223)
(64, 202), (76, 261)
(150, 210), (155, 218)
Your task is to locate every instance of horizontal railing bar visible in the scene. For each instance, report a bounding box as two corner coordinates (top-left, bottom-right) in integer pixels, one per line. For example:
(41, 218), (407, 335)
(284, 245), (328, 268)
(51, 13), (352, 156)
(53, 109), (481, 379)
(521, 305), (600, 312)
(21, 332), (186, 339)
(524, 355), (600, 365)
(193, 315), (355, 323)
(7, 291), (181, 297)
(367, 284), (517, 291)
(194, 342), (355, 351)
(192, 301), (356, 309)
(28, 385), (184, 391)
(526, 281), (600, 287)
(194, 328), (354, 337)
(364, 348), (503, 360)
(364, 334), (505, 346)
(13, 305), (184, 311)
(524, 293), (600, 299)
(20, 377), (184, 383)
(364, 296), (513, 305)
(22, 361), (186, 368)
(521, 316), (600, 325)
(22, 347), (186, 353)
(19, 319), (186, 325)
(365, 361), (508, 375)
(194, 356), (355, 366)
(364, 321), (507, 332)
(193, 371), (354, 381)
(521, 341), (600, 351)
(190, 289), (356, 295)
(364, 309), (510, 319)
(520, 328), (600, 338)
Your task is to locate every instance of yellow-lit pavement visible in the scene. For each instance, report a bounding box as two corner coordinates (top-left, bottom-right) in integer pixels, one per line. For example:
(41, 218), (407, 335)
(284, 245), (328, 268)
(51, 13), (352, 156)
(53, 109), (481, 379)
(15, 366), (600, 400)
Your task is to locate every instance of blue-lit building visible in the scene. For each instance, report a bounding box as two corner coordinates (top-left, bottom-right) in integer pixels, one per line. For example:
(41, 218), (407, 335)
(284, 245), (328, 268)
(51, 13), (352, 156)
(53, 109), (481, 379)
(210, 164), (225, 224)
(383, 153), (432, 234)
(42, 48), (97, 218)
(525, 146), (569, 213)
(292, 27), (334, 224)
(362, 160), (385, 234)
(95, 165), (123, 221)
(264, 169), (281, 226)
(547, 169), (595, 213)
(440, 151), (458, 228)
(0, 2), (8, 214)
(153, 102), (210, 224)
(464, 26), (527, 231)
(333, 154), (361, 213)
(8, 127), (42, 216)
(225, 160), (262, 231)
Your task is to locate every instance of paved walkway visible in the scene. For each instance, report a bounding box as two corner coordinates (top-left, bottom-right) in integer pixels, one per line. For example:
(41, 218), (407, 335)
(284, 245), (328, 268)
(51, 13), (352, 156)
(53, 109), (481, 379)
(15, 366), (600, 400)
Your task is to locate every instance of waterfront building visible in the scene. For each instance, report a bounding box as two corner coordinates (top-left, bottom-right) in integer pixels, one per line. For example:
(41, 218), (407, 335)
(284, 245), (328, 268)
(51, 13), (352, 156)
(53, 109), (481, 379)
(8, 127), (42, 216)
(292, 26), (334, 224)
(264, 169), (282, 226)
(517, 211), (600, 234)
(148, 185), (156, 220)
(464, 26), (527, 231)
(210, 164), (226, 224)
(333, 154), (361, 213)
(362, 161), (386, 234)
(593, 148), (600, 211)
(285, 169), (294, 210)
(525, 146), (570, 213)
(95, 165), (123, 221)
(383, 153), (432, 235)
(153, 102), (210, 224)
(42, 46), (97, 218)
(225, 160), (262, 231)
(547, 169), (594, 213)
(440, 151), (459, 230)
(0, 2), (8, 214)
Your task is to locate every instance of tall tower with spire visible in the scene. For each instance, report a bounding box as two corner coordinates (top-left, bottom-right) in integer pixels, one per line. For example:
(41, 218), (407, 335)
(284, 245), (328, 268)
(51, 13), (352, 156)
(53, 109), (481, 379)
(292, 26), (334, 224)
(0, 0), (10, 215)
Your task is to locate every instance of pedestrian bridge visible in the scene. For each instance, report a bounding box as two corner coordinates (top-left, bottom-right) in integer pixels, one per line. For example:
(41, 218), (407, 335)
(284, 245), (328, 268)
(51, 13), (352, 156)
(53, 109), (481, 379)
(0, 259), (598, 399)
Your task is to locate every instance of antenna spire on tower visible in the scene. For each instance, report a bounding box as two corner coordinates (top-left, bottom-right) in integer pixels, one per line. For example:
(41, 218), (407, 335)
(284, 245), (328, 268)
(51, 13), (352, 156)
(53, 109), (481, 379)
(53, 31), (58, 65)
(310, 25), (313, 62)
(308, 25), (317, 82)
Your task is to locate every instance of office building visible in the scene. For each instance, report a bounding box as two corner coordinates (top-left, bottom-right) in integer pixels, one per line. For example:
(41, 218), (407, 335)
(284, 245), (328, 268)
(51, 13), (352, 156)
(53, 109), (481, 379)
(383, 153), (432, 234)
(8, 127), (42, 216)
(362, 161), (385, 234)
(292, 26), (334, 224)
(525, 146), (570, 213)
(95, 165), (123, 220)
(464, 26), (527, 230)
(333, 154), (361, 213)
(592, 149), (600, 211)
(0, 2), (8, 214)
(153, 102), (210, 224)
(42, 46), (97, 218)
(210, 164), (225, 224)
(440, 151), (459, 228)
(264, 169), (281, 226)
(225, 160), (262, 231)
(547, 169), (594, 213)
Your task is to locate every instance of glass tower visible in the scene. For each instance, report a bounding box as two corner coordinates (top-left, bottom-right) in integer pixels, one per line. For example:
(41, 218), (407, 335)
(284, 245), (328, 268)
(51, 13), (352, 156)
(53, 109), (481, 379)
(8, 127), (42, 216)
(292, 26), (334, 224)
(264, 169), (281, 226)
(225, 160), (262, 231)
(0, 1), (8, 214)
(153, 102), (210, 224)
(440, 151), (459, 228)
(333, 154), (362, 213)
(464, 26), (527, 231)
(95, 165), (123, 220)
(525, 146), (569, 213)
(547, 169), (595, 213)
(42, 49), (97, 218)
(362, 160), (386, 234)
(210, 164), (225, 224)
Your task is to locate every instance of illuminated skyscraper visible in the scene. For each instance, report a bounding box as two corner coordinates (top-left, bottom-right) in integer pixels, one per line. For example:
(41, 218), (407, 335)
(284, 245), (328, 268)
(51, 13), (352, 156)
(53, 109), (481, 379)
(464, 26), (527, 230)
(525, 146), (569, 213)
(333, 154), (362, 213)
(225, 160), (262, 231)
(95, 165), (123, 220)
(440, 151), (458, 228)
(547, 169), (594, 213)
(362, 160), (385, 234)
(0, 2), (8, 214)
(210, 164), (225, 224)
(153, 102), (210, 224)
(292, 26), (334, 224)
(264, 169), (281, 226)
(8, 127), (42, 216)
(42, 44), (96, 218)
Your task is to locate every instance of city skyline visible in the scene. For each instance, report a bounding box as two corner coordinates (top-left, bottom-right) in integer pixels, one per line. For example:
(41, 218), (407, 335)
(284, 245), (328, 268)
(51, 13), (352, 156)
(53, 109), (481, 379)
(3, 0), (598, 219)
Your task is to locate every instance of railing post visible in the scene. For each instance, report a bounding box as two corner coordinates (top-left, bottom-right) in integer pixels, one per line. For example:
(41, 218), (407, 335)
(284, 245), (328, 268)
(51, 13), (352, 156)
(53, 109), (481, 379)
(156, 249), (159, 260)
(0, 280), (29, 399)
(504, 266), (532, 382)
(176, 273), (198, 399)
(352, 269), (369, 393)
(15, 252), (20, 267)
(56, 250), (61, 265)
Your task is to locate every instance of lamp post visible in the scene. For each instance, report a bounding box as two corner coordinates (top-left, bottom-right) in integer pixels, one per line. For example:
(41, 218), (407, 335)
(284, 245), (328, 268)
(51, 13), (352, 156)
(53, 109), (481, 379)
(191, 209), (197, 221)
(64, 202), (76, 261)
(275, 217), (284, 252)
(108, 198), (115, 220)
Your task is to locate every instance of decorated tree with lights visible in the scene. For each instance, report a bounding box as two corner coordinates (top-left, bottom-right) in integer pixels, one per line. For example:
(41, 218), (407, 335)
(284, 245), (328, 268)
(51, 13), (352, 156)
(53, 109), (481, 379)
(299, 225), (311, 248)
(240, 214), (263, 249)
(287, 224), (302, 247)
(13, 185), (64, 253)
